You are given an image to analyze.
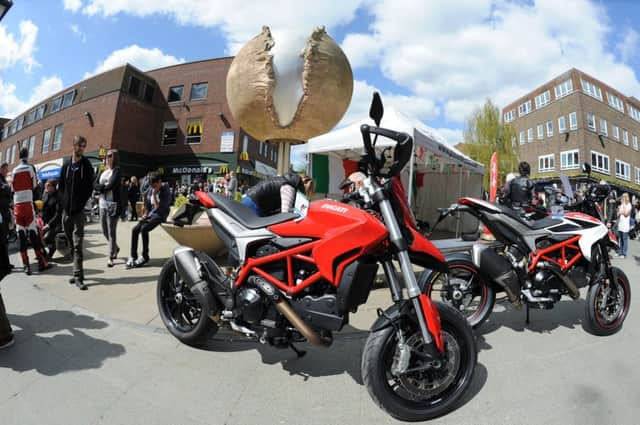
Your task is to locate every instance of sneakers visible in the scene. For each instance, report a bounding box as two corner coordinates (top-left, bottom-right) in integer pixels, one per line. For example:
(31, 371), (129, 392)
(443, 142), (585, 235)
(125, 257), (135, 269)
(126, 256), (149, 269)
(24, 265), (31, 276)
(0, 333), (15, 349)
(75, 277), (87, 291)
(107, 258), (114, 268)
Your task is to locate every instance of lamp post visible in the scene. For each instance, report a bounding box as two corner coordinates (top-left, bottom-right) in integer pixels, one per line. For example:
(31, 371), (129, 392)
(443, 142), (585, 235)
(0, 0), (13, 22)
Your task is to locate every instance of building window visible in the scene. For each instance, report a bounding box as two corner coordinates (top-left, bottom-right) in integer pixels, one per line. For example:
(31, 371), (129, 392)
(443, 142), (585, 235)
(558, 116), (566, 133)
(546, 120), (553, 137)
(9, 145), (15, 164)
(16, 116), (24, 132)
(581, 79), (603, 101)
(28, 135), (35, 158)
(634, 135), (639, 151)
(51, 96), (62, 113)
(26, 110), (36, 126)
(599, 118), (607, 136)
(143, 84), (155, 103)
(62, 90), (76, 108)
(527, 128), (533, 143)
(538, 154), (555, 172)
(190, 82), (208, 101)
(128, 77), (141, 97)
(504, 110), (515, 123)
(537, 124), (544, 140)
(555, 78), (573, 99)
(186, 118), (203, 144)
(615, 159), (631, 181)
(591, 151), (610, 174)
(519, 131), (525, 145)
(636, 167), (640, 184)
(606, 92), (624, 112)
(168, 85), (184, 102)
(623, 129), (629, 146)
(52, 124), (63, 151)
(535, 90), (551, 109)
(35, 104), (46, 121)
(613, 125), (620, 141)
(569, 112), (577, 130)
(518, 100), (532, 117)
(628, 103), (640, 122)
(1, 127), (6, 140)
(9, 122), (16, 136)
(42, 128), (51, 154)
(586, 112), (596, 131)
(560, 149), (579, 170)
(162, 121), (178, 146)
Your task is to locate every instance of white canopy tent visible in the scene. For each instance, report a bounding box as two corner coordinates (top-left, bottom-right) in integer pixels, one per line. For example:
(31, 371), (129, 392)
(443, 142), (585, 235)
(307, 107), (485, 234)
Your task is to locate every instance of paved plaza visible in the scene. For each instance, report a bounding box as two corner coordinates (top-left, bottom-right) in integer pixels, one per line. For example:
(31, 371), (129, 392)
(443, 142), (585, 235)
(0, 221), (638, 424)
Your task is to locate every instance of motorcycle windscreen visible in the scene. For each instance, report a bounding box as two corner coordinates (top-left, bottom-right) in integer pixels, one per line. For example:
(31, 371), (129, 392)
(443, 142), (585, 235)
(559, 173), (573, 199)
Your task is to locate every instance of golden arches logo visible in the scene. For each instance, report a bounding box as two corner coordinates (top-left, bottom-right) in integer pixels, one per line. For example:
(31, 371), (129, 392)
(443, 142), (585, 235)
(187, 121), (203, 135)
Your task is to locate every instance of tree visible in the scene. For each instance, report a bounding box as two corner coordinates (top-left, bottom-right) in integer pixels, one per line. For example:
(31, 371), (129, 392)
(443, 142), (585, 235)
(460, 99), (518, 190)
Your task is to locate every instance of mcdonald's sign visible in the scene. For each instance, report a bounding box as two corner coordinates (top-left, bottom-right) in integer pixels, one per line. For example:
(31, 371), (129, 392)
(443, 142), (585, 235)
(187, 120), (203, 136)
(219, 165), (229, 174)
(98, 147), (107, 159)
(239, 151), (249, 161)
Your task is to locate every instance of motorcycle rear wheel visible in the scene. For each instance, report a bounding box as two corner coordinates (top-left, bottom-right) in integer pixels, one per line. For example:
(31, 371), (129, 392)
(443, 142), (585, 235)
(420, 256), (495, 329)
(157, 259), (218, 346)
(585, 266), (631, 336)
(362, 302), (477, 421)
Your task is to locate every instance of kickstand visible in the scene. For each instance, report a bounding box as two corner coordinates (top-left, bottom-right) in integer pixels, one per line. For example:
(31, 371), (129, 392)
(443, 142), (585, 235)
(289, 343), (306, 358)
(525, 302), (530, 325)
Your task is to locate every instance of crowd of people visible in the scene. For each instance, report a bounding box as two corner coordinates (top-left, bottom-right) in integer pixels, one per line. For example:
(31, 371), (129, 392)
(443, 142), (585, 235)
(0, 133), (316, 350)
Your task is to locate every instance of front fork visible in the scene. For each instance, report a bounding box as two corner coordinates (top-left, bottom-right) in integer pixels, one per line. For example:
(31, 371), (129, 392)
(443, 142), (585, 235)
(378, 197), (445, 354)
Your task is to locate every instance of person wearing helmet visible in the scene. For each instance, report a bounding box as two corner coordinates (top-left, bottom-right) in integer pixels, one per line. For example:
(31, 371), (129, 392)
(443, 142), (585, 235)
(503, 161), (534, 209)
(11, 147), (51, 275)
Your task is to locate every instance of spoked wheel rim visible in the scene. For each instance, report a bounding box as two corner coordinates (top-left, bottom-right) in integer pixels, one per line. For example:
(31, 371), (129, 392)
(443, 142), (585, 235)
(159, 268), (203, 332)
(382, 325), (467, 407)
(594, 277), (628, 328)
(428, 267), (488, 324)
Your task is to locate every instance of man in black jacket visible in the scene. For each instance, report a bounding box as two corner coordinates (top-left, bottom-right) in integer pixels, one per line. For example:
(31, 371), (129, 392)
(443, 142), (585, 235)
(58, 136), (95, 290)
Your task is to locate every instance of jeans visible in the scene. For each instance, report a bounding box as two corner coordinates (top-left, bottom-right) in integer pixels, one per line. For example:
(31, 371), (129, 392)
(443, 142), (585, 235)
(618, 231), (629, 257)
(100, 208), (119, 259)
(130, 216), (163, 259)
(129, 199), (138, 220)
(0, 292), (11, 340)
(63, 210), (85, 278)
(241, 196), (263, 216)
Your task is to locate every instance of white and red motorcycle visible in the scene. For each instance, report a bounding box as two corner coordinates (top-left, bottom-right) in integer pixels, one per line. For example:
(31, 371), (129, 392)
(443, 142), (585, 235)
(420, 176), (630, 335)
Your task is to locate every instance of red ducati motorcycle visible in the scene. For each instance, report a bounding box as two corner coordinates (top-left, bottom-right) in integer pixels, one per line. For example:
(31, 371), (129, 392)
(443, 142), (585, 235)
(157, 93), (477, 421)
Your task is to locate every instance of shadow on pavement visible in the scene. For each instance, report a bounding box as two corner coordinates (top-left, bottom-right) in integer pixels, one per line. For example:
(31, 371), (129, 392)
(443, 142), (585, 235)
(474, 298), (586, 351)
(0, 310), (125, 375)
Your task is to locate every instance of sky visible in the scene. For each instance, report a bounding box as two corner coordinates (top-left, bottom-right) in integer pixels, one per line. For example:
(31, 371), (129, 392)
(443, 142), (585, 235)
(1, 0), (640, 169)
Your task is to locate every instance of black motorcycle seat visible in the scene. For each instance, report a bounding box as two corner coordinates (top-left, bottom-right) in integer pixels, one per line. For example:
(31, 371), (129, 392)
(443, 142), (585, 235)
(497, 204), (562, 230)
(208, 193), (298, 230)
(527, 216), (563, 230)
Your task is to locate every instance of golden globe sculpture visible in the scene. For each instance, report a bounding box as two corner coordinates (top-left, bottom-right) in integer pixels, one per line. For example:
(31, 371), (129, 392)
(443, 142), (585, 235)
(226, 26), (353, 173)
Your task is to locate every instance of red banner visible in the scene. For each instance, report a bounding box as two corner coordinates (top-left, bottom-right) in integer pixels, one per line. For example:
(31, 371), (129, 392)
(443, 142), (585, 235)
(489, 152), (498, 202)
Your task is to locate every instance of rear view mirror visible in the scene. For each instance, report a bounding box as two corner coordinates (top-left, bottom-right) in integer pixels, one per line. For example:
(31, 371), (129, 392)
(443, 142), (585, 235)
(582, 162), (591, 175)
(369, 92), (384, 127)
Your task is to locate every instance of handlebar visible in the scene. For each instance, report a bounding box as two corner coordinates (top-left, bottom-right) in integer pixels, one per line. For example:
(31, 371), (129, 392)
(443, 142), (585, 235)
(360, 124), (413, 177)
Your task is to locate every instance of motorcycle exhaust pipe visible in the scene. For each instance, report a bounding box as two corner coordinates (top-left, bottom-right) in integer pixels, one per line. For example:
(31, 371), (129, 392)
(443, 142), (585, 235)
(172, 246), (221, 319)
(250, 276), (331, 347)
(538, 262), (580, 299)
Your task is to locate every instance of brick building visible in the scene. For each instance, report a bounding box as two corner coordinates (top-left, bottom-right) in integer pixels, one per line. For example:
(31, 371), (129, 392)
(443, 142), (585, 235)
(502, 68), (640, 194)
(0, 57), (278, 185)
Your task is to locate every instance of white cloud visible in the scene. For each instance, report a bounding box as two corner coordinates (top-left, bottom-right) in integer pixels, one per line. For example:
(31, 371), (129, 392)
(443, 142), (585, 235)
(69, 24), (87, 43)
(0, 76), (64, 119)
(0, 20), (39, 71)
(618, 27), (639, 63)
(63, 0), (83, 12)
(77, 0), (366, 54)
(84, 45), (185, 78)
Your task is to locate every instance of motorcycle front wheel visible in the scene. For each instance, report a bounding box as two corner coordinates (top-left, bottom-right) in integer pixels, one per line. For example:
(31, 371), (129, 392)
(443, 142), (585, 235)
(585, 266), (631, 336)
(157, 259), (218, 346)
(362, 302), (477, 421)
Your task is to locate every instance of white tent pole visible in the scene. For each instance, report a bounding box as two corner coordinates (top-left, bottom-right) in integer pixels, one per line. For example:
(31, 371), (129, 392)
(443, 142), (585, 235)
(408, 134), (415, 207)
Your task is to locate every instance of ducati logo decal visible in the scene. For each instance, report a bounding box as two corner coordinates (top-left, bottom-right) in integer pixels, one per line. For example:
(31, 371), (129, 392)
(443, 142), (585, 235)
(321, 204), (348, 214)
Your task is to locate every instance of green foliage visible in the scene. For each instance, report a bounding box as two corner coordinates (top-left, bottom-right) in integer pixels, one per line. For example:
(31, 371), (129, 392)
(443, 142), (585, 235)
(461, 99), (519, 190)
